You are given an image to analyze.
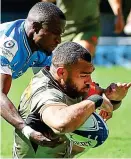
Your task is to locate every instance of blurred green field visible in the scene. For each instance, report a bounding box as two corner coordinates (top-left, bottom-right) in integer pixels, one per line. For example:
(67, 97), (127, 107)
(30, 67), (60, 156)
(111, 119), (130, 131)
(1, 66), (131, 158)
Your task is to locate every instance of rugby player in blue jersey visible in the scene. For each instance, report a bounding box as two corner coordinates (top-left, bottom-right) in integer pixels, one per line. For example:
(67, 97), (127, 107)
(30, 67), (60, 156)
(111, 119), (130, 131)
(0, 2), (66, 146)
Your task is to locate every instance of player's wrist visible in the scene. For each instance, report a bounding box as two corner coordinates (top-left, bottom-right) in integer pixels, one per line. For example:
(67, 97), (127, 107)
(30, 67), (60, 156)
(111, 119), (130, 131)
(87, 95), (103, 109)
(21, 125), (34, 139)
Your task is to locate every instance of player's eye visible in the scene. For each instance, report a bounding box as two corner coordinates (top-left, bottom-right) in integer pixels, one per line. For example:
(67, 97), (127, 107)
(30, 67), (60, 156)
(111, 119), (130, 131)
(80, 75), (87, 78)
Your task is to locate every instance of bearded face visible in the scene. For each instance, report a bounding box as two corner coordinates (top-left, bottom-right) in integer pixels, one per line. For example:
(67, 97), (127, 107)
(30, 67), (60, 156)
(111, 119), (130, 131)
(63, 76), (90, 98)
(57, 59), (94, 98)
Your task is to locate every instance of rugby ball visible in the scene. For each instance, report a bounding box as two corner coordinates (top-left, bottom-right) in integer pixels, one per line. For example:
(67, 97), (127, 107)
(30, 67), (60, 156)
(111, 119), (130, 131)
(66, 112), (109, 148)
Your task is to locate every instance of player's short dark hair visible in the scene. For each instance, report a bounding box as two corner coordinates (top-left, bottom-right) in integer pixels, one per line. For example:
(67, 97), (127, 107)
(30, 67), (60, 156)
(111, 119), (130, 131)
(52, 42), (91, 67)
(27, 2), (66, 23)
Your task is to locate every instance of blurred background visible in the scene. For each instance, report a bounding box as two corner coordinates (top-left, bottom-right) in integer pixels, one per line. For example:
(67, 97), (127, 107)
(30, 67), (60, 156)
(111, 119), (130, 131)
(1, 0), (131, 67)
(1, 0), (131, 158)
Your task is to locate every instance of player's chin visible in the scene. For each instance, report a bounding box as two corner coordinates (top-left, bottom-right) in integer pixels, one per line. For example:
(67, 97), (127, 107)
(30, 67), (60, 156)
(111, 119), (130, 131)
(45, 47), (55, 55)
(78, 89), (89, 97)
(78, 91), (87, 97)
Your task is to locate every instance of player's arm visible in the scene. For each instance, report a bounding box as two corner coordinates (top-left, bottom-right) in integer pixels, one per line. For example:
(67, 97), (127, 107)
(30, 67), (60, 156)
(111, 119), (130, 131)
(108, 0), (123, 16)
(108, 0), (125, 33)
(0, 36), (27, 130)
(0, 60), (26, 130)
(0, 72), (62, 147)
(40, 95), (113, 134)
(99, 82), (131, 121)
(83, 82), (121, 120)
(0, 64), (60, 148)
(0, 73), (26, 130)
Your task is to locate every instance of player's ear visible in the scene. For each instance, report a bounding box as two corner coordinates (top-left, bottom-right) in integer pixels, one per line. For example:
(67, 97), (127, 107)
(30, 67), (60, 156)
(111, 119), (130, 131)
(32, 22), (42, 33)
(57, 67), (68, 79)
(57, 67), (64, 78)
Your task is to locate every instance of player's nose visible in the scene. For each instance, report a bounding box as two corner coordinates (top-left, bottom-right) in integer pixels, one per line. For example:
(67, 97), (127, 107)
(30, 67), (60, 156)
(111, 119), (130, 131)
(84, 76), (92, 85)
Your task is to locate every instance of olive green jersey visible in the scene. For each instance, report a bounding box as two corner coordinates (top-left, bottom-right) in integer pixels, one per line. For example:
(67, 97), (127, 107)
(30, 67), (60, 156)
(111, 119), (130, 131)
(13, 68), (81, 158)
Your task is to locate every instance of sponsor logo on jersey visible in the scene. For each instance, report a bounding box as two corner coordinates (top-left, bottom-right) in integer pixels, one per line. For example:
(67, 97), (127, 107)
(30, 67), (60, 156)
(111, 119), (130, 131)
(0, 37), (18, 62)
(71, 140), (92, 147)
(4, 40), (15, 48)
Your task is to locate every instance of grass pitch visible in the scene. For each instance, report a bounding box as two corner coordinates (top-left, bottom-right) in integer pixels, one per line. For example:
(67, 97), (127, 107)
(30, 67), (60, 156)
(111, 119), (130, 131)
(1, 66), (131, 158)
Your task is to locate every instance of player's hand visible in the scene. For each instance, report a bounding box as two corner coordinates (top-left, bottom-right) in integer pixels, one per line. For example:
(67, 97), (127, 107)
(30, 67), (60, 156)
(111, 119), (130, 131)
(104, 82), (131, 101)
(114, 13), (125, 34)
(30, 130), (63, 147)
(99, 109), (112, 122)
(99, 95), (113, 121)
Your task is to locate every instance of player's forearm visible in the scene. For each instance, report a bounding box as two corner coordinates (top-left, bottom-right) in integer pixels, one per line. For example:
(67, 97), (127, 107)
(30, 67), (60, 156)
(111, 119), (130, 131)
(0, 93), (26, 130)
(44, 100), (96, 134)
(108, 0), (123, 16)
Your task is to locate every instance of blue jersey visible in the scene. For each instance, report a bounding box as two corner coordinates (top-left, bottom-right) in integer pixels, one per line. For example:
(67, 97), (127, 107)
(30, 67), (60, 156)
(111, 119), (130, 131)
(0, 19), (52, 79)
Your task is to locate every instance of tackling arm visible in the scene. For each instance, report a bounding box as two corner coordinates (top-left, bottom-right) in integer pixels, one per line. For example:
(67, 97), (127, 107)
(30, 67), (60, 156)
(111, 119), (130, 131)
(0, 74), (25, 130)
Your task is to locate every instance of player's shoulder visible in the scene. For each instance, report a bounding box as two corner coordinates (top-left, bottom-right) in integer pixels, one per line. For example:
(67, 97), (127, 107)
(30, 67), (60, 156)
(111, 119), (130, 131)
(0, 21), (13, 31)
(32, 69), (64, 99)
(0, 20), (25, 63)
(0, 20), (24, 35)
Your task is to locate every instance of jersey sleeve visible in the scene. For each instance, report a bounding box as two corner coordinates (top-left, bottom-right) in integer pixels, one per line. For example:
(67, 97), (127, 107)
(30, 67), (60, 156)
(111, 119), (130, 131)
(25, 87), (66, 116)
(0, 36), (18, 75)
(34, 88), (65, 109)
(37, 89), (67, 120)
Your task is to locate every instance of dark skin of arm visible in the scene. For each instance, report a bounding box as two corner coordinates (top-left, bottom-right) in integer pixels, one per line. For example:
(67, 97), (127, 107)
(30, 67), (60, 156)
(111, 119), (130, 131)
(0, 73), (61, 147)
(0, 74), (25, 130)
